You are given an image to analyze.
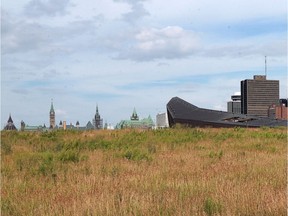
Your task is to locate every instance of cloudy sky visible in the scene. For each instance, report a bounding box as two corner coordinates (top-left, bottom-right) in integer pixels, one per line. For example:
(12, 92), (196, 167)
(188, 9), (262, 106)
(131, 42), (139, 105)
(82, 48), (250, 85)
(1, 0), (287, 128)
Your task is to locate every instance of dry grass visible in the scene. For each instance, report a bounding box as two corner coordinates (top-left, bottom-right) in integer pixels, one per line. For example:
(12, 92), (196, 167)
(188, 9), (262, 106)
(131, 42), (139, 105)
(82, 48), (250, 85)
(1, 127), (287, 215)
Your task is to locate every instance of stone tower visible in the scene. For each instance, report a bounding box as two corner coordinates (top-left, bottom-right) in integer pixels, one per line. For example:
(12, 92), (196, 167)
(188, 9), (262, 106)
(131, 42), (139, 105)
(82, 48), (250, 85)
(49, 99), (55, 129)
(93, 105), (103, 129)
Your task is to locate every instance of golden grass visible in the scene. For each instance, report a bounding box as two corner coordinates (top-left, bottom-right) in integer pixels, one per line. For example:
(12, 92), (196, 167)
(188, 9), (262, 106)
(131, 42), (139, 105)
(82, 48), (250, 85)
(1, 127), (287, 215)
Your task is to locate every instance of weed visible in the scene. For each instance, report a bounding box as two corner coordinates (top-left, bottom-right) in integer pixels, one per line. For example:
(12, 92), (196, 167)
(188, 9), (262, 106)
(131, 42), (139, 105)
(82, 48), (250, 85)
(269, 146), (277, 153)
(123, 149), (151, 161)
(1, 141), (12, 155)
(1, 128), (286, 215)
(204, 197), (222, 216)
(209, 150), (223, 159)
(58, 149), (80, 163)
(147, 143), (157, 154)
(1, 198), (20, 216)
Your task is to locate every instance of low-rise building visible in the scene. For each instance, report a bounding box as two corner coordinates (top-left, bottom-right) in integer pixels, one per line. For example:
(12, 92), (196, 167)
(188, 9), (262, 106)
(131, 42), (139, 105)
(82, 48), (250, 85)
(156, 112), (169, 128)
(20, 121), (47, 131)
(116, 108), (154, 129)
(268, 99), (288, 120)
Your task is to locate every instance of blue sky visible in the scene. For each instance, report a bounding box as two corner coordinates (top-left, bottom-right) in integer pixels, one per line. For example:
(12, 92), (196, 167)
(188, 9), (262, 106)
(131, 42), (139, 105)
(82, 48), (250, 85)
(1, 0), (287, 128)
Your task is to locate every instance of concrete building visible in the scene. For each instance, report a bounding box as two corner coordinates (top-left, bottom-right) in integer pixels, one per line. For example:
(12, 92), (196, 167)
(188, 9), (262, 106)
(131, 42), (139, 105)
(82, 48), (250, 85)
(227, 92), (241, 114)
(241, 75), (279, 117)
(156, 112), (169, 128)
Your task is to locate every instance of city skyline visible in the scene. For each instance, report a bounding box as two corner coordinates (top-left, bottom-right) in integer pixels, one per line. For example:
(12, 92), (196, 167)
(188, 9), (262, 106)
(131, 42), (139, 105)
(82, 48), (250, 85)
(2, 0), (287, 128)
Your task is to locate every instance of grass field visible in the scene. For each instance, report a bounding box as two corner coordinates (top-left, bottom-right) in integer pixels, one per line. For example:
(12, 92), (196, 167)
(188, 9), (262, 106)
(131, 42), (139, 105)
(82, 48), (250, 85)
(1, 127), (287, 215)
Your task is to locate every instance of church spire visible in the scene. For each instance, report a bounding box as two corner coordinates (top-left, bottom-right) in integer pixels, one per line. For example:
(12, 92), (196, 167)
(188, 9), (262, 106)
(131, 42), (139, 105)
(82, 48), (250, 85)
(96, 104), (99, 116)
(93, 104), (103, 129)
(8, 113), (13, 123)
(50, 99), (55, 113)
(49, 99), (55, 129)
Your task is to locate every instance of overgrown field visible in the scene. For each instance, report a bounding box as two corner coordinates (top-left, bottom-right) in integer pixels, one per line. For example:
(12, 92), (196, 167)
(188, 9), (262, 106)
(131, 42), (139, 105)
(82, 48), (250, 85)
(1, 127), (287, 215)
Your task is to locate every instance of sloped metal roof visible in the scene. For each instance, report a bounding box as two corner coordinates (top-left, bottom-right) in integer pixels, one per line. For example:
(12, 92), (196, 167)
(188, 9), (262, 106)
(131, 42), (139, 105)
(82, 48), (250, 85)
(167, 97), (287, 128)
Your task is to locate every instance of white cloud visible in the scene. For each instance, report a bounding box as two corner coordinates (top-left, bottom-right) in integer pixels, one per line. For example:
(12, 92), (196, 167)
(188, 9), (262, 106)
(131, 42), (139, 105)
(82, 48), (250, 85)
(55, 109), (67, 117)
(117, 26), (201, 61)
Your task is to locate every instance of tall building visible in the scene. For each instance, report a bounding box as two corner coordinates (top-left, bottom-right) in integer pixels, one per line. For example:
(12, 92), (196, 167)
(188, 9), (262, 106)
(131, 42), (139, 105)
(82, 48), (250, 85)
(227, 92), (241, 114)
(49, 100), (55, 129)
(93, 105), (103, 129)
(241, 75), (279, 117)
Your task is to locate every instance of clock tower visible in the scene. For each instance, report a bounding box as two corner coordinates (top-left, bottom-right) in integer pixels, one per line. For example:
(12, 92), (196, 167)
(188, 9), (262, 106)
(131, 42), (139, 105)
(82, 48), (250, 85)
(49, 99), (55, 129)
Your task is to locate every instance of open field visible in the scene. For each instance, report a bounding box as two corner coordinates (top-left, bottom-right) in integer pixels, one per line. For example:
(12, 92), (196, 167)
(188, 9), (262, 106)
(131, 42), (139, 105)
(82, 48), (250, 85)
(1, 127), (287, 215)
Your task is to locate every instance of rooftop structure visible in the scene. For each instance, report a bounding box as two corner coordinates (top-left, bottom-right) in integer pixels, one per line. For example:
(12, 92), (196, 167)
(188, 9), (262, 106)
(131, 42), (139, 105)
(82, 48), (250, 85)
(57, 120), (95, 130)
(3, 114), (17, 130)
(167, 97), (287, 128)
(227, 92), (241, 114)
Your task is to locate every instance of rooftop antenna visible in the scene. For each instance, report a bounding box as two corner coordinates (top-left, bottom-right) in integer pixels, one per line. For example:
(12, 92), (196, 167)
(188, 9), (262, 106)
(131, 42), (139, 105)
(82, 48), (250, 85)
(265, 56), (267, 77)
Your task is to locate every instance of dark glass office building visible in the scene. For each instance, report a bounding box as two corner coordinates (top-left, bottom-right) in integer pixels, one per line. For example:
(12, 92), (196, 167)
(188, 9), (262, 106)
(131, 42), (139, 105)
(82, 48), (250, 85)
(241, 75), (279, 117)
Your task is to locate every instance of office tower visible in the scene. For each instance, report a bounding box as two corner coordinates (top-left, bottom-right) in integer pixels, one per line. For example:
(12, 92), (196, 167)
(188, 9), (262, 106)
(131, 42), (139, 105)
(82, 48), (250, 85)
(241, 75), (279, 117)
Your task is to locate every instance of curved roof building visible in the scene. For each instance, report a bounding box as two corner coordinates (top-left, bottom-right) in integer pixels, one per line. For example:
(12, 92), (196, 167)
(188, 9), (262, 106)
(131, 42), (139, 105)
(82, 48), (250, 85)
(167, 97), (287, 128)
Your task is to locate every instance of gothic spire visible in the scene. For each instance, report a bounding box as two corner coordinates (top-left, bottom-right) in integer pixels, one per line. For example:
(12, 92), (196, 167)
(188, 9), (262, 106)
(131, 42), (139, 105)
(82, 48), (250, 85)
(96, 104), (99, 115)
(50, 99), (55, 113)
(8, 113), (13, 123)
(131, 107), (139, 120)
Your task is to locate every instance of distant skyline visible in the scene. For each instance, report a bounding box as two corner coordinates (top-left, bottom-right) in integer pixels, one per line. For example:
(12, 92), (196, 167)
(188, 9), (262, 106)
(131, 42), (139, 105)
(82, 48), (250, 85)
(1, 0), (287, 128)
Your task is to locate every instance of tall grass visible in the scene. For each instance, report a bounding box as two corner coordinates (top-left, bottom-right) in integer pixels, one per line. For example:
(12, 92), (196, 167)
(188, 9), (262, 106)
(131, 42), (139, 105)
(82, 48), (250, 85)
(1, 127), (287, 215)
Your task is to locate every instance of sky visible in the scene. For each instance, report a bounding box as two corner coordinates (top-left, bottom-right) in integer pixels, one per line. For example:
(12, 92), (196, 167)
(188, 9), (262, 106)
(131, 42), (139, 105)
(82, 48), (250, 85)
(1, 0), (287, 128)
